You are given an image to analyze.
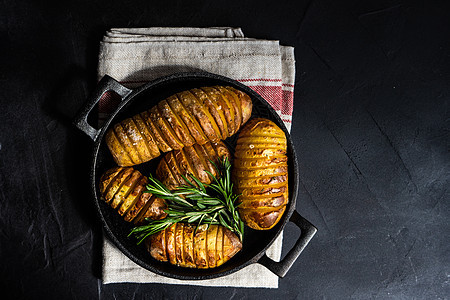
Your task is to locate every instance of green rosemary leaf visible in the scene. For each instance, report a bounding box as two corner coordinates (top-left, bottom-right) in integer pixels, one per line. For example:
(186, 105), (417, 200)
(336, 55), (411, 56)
(129, 156), (244, 245)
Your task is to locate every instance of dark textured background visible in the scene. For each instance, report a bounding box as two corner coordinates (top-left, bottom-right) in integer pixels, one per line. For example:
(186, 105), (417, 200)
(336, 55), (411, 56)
(1, 0), (449, 299)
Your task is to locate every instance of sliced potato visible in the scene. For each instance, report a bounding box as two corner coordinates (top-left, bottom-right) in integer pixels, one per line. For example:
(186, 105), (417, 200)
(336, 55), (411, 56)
(233, 164), (288, 179)
(147, 224), (241, 269)
(140, 110), (172, 153)
(212, 86), (236, 136)
(193, 224), (208, 269)
(191, 88), (228, 139)
(183, 224), (196, 268)
(200, 87), (233, 137)
(177, 91), (220, 143)
(239, 206), (286, 231)
(215, 225), (224, 267)
(147, 227), (167, 262)
(113, 123), (142, 165)
(132, 114), (161, 158)
(234, 118), (289, 230)
(238, 193), (288, 210)
(105, 86), (252, 166)
(225, 86), (253, 125)
(127, 192), (153, 223)
(233, 156), (288, 170)
(175, 223), (185, 267)
(234, 174), (288, 189)
(167, 94), (208, 144)
(181, 145), (210, 184)
(206, 225), (218, 268)
(110, 169), (141, 209)
(121, 118), (152, 163)
(215, 86), (241, 132)
(156, 141), (231, 188)
(99, 167), (123, 197)
(105, 130), (134, 167)
(166, 224), (177, 265)
(99, 167), (170, 224)
(118, 176), (147, 216)
(149, 106), (183, 150)
(101, 167), (134, 204)
(158, 98), (196, 146)
(139, 197), (168, 222)
(155, 156), (179, 190)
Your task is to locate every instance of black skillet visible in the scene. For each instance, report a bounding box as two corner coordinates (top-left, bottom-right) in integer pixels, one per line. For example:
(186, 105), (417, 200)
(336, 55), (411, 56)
(74, 72), (317, 280)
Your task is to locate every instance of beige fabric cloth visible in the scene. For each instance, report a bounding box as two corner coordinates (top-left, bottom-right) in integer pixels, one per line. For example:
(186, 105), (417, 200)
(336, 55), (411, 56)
(98, 27), (295, 288)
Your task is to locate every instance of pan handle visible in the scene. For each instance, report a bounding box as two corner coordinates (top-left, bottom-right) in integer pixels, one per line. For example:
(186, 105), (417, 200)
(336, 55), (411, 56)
(73, 75), (132, 141)
(257, 210), (317, 278)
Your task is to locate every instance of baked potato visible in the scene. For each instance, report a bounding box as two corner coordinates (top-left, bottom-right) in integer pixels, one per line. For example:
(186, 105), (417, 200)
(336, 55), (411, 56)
(99, 141), (231, 223)
(145, 223), (242, 268)
(233, 118), (289, 230)
(156, 141), (231, 190)
(98, 167), (167, 224)
(105, 86), (252, 166)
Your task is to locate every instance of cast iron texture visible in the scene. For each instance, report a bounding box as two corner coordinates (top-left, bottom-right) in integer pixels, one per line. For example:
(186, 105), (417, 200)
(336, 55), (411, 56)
(74, 72), (317, 280)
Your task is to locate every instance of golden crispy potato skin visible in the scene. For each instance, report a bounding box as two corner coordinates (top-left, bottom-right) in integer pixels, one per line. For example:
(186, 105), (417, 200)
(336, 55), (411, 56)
(100, 141), (230, 223)
(98, 167), (167, 223)
(147, 224), (242, 268)
(156, 141), (231, 188)
(105, 86), (252, 166)
(233, 118), (289, 230)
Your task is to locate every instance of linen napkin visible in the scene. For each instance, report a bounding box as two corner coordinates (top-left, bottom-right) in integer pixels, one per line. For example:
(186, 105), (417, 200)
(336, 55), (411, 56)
(98, 27), (295, 288)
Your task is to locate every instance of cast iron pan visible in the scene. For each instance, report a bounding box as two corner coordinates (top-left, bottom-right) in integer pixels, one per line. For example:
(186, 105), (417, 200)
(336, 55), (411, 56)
(74, 72), (317, 280)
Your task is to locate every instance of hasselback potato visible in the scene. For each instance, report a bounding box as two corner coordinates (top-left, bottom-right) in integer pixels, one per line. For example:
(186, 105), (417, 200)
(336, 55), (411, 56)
(105, 86), (252, 167)
(156, 141), (231, 190)
(146, 223), (242, 268)
(99, 167), (167, 224)
(99, 141), (232, 223)
(233, 118), (289, 230)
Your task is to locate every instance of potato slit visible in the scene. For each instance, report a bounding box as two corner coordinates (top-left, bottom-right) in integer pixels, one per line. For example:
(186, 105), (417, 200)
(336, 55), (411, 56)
(224, 87), (242, 128)
(135, 113), (161, 157)
(117, 123), (143, 164)
(216, 86), (241, 131)
(99, 167), (123, 199)
(119, 176), (147, 216)
(188, 90), (222, 141)
(123, 187), (148, 222)
(150, 106), (183, 150)
(212, 86), (236, 135)
(159, 98), (195, 145)
(199, 87), (229, 138)
(157, 157), (179, 189)
(155, 105), (185, 147)
(111, 128), (137, 165)
(166, 96), (206, 144)
(165, 152), (188, 186)
(191, 88), (227, 139)
(130, 116), (156, 159)
(111, 170), (142, 210)
(174, 94), (208, 143)
(133, 195), (156, 224)
(193, 144), (216, 181)
(179, 91), (219, 142)
(123, 119), (151, 163)
(105, 131), (134, 166)
(140, 111), (172, 152)
(104, 168), (134, 204)
(179, 147), (199, 180)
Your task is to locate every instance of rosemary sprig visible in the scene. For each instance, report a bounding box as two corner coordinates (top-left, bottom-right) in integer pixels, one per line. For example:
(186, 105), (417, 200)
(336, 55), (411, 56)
(129, 156), (244, 245)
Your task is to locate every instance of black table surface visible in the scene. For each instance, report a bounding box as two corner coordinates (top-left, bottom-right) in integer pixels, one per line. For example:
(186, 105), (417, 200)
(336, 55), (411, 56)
(1, 0), (449, 299)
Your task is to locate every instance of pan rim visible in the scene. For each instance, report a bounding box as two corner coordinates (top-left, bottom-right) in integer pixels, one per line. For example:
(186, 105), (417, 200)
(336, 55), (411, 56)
(90, 71), (299, 280)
